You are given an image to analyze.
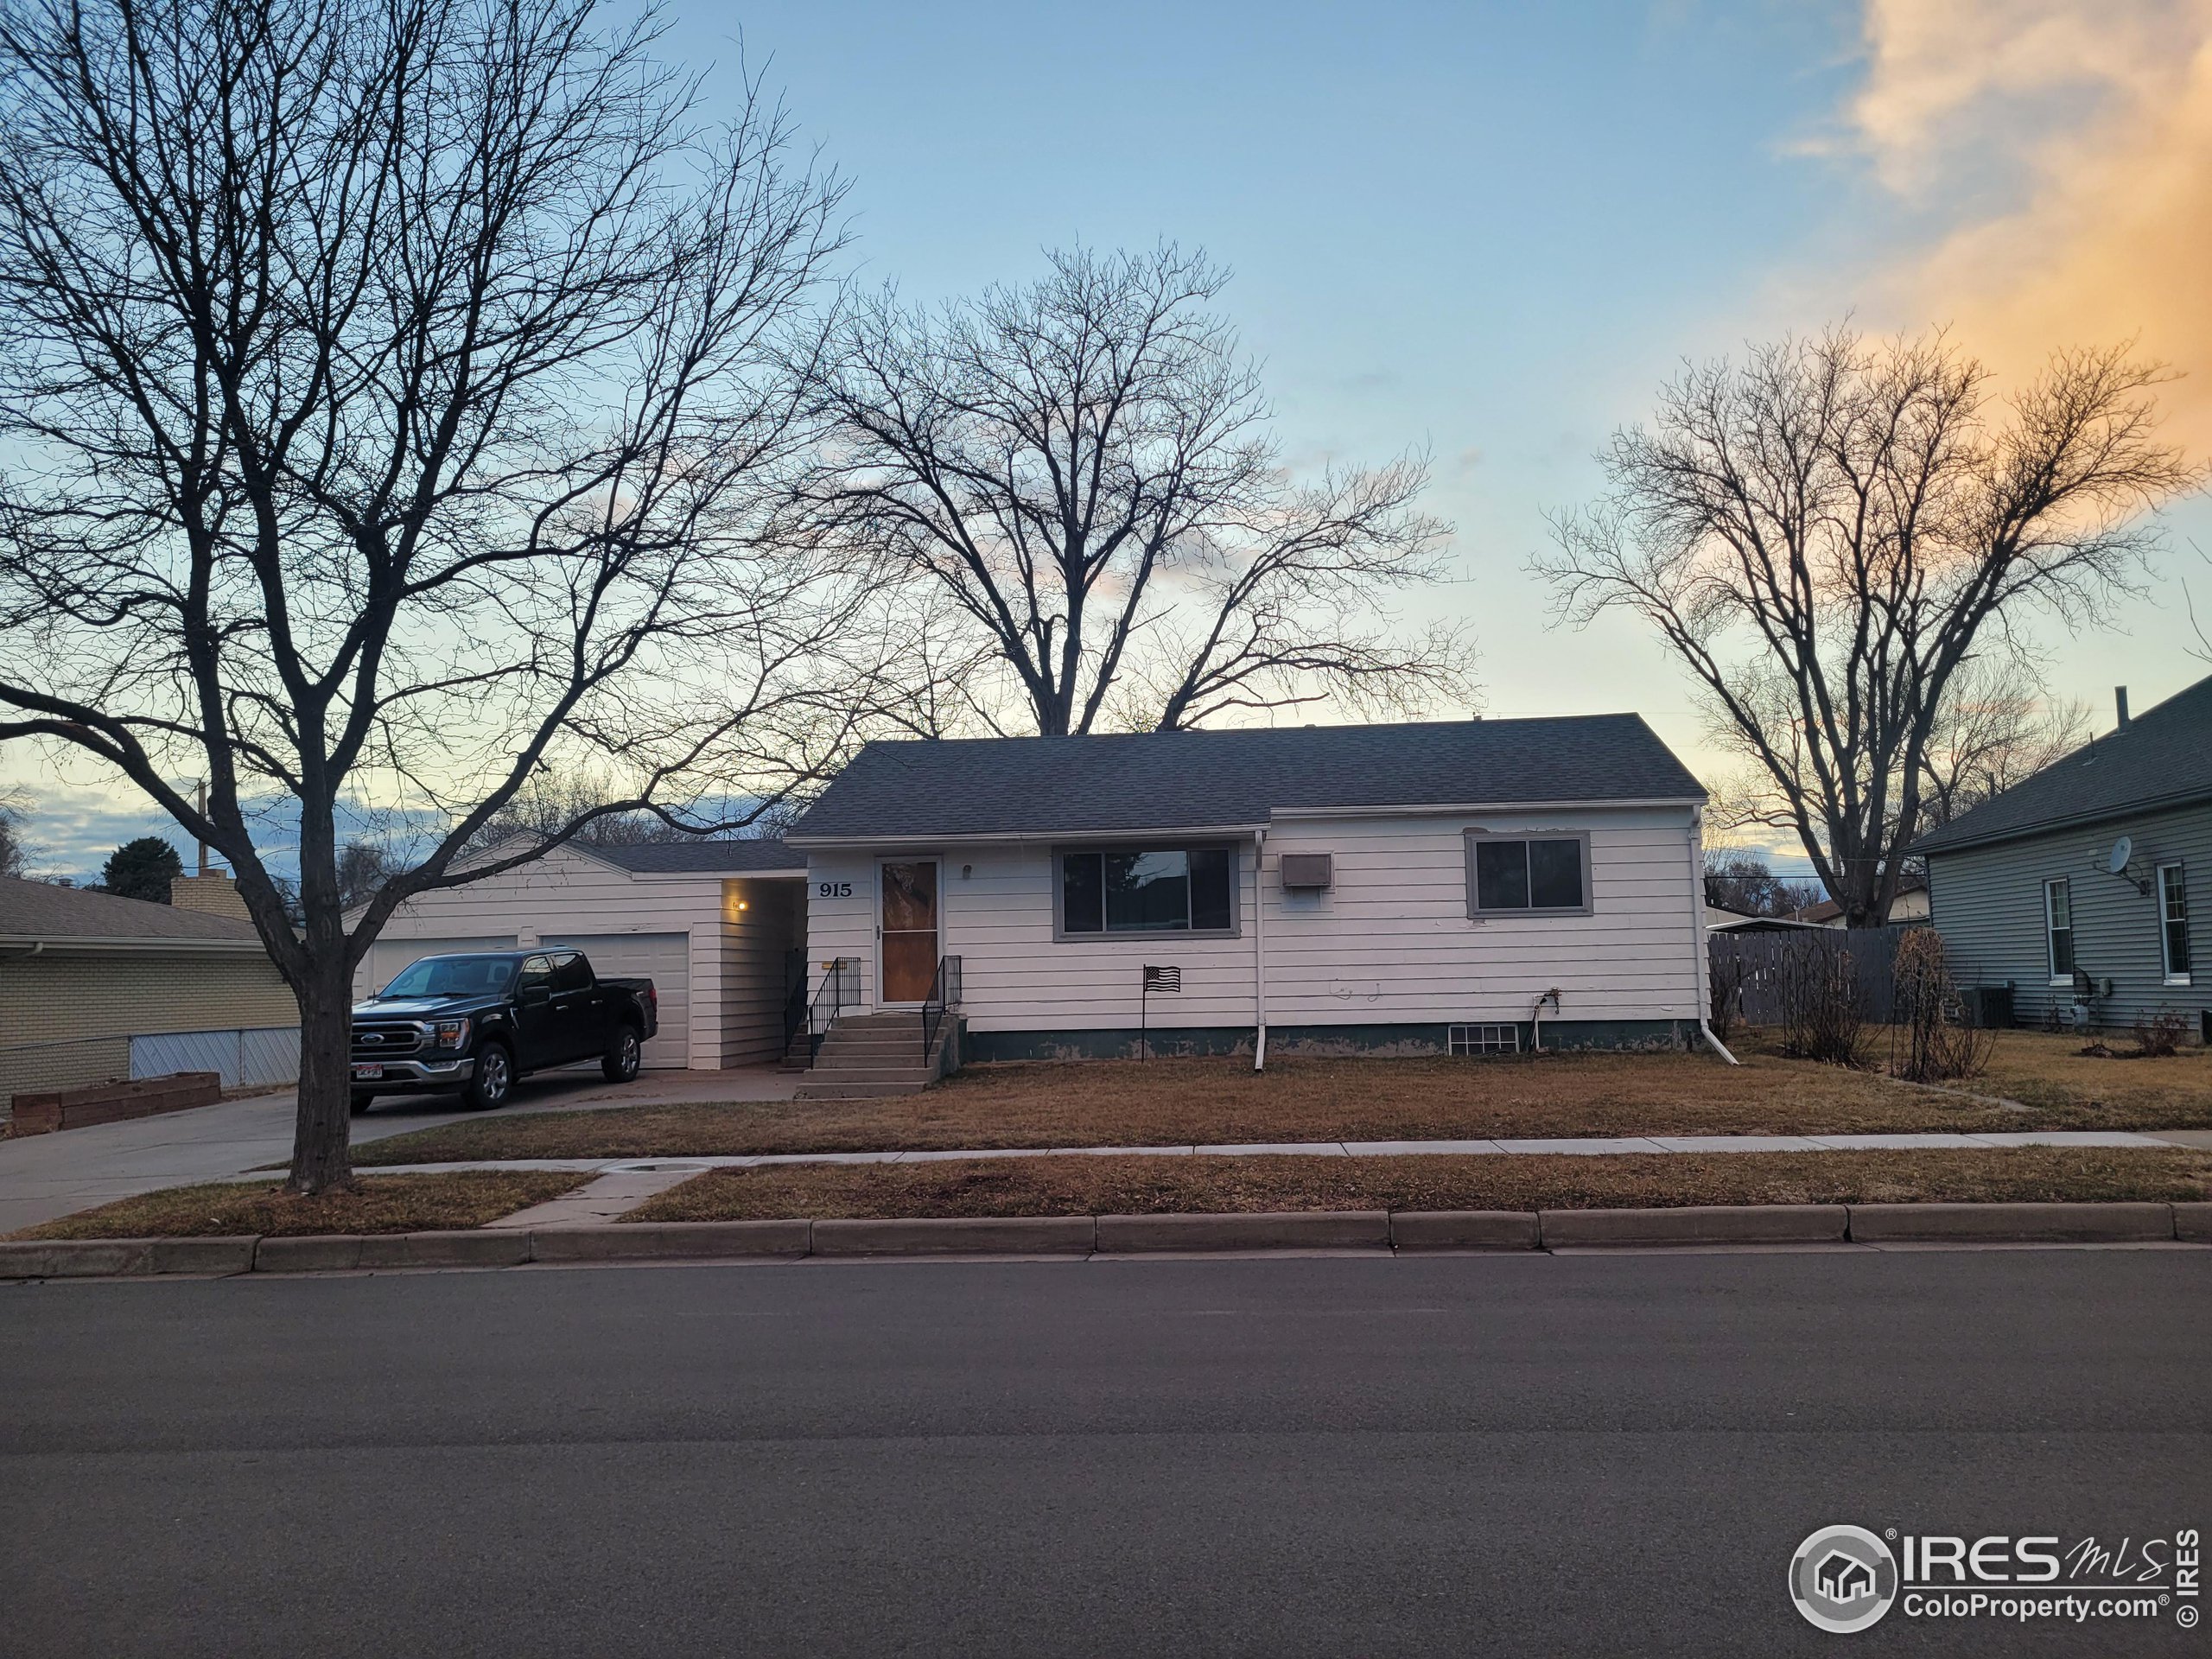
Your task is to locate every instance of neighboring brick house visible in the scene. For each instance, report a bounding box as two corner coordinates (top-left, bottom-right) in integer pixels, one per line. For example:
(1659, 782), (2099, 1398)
(0, 875), (295, 1122)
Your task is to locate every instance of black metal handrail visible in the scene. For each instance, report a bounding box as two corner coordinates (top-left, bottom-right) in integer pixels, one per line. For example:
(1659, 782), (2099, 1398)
(794, 957), (860, 1064)
(921, 954), (962, 1062)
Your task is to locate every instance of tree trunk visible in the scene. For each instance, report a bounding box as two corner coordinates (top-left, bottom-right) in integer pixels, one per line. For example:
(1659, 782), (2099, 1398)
(289, 957), (356, 1194)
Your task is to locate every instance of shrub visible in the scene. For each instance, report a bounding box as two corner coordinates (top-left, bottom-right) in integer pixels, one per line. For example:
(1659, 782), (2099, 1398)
(1888, 928), (1995, 1082)
(2132, 1010), (2192, 1058)
(1772, 932), (1868, 1067)
(1707, 949), (1748, 1045)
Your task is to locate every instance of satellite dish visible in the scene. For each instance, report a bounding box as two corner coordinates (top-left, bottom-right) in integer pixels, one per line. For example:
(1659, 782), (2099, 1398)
(2107, 836), (2133, 874)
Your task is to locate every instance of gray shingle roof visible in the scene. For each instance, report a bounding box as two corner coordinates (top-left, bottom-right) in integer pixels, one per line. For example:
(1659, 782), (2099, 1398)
(0, 875), (266, 942)
(588, 838), (804, 874)
(1913, 672), (2212, 855)
(789, 715), (1705, 842)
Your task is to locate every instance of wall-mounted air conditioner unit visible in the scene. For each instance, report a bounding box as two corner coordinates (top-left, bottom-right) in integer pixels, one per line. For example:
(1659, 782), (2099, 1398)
(1280, 853), (1333, 891)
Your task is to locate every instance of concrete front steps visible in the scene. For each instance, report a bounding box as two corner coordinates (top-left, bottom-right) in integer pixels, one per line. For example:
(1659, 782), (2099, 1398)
(792, 1008), (956, 1101)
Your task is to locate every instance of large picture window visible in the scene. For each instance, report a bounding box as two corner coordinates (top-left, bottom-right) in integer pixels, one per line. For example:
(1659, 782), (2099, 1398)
(1060, 847), (1236, 936)
(2158, 861), (2191, 983)
(2044, 877), (2075, 982)
(1465, 833), (1590, 915)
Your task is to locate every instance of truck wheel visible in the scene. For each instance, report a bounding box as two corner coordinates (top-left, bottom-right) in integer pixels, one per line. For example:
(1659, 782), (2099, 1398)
(463, 1041), (514, 1110)
(602, 1023), (642, 1084)
(350, 1091), (375, 1115)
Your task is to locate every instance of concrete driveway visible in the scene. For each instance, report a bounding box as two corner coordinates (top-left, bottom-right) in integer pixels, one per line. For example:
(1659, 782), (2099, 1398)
(0, 1064), (798, 1234)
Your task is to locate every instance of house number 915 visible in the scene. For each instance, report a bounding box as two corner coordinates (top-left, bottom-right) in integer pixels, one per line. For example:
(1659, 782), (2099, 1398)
(817, 881), (853, 898)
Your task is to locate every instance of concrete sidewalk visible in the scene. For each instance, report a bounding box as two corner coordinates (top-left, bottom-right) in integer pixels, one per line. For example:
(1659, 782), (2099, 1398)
(0, 1065), (798, 1233)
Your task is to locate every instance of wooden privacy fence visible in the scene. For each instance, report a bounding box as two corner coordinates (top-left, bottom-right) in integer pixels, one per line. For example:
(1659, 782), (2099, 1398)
(1709, 925), (1921, 1027)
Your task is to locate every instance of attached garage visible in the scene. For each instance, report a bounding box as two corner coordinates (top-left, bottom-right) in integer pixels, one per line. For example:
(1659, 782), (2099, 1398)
(348, 837), (804, 1070)
(542, 931), (690, 1069)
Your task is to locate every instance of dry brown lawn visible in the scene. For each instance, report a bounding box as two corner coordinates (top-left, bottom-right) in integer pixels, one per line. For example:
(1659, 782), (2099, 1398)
(626, 1147), (2212, 1222)
(1969, 1029), (2212, 1116)
(349, 1032), (2212, 1167)
(10, 1171), (582, 1240)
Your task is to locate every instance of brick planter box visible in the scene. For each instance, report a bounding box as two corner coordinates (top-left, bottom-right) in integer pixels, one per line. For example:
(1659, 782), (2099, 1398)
(9, 1072), (223, 1136)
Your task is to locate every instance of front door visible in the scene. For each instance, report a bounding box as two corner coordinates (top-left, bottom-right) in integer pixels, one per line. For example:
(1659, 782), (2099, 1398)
(878, 859), (939, 1005)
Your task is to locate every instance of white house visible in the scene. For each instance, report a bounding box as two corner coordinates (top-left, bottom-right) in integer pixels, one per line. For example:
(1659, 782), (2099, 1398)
(785, 715), (1719, 1061)
(349, 838), (806, 1069)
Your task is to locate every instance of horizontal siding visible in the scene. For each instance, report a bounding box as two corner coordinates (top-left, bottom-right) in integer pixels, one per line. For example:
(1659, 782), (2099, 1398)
(804, 807), (1707, 1033)
(1928, 801), (2212, 1031)
(719, 878), (805, 1065)
(356, 846), (802, 1070)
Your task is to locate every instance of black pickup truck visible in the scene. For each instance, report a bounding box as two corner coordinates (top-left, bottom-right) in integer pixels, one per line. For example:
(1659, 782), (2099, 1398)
(349, 949), (659, 1112)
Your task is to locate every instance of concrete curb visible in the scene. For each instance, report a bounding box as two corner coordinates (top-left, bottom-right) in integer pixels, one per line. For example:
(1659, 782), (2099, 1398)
(150, 1236), (259, 1275)
(1542, 1205), (1848, 1248)
(1389, 1211), (1541, 1250)
(1846, 1201), (2176, 1243)
(812, 1217), (1095, 1256)
(4, 1204), (2206, 1279)
(531, 1221), (810, 1262)
(0, 1238), (158, 1277)
(355, 1230), (531, 1269)
(1096, 1211), (1392, 1253)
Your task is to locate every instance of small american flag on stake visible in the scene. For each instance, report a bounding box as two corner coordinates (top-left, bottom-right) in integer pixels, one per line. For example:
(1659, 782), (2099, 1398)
(1141, 965), (1180, 1060)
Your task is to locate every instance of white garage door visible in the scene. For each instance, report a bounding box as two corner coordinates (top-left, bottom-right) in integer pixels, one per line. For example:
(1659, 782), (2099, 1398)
(543, 932), (691, 1069)
(361, 935), (518, 998)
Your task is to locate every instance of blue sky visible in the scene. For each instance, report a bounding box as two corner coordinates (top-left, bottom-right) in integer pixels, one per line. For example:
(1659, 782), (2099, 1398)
(11, 0), (2212, 880)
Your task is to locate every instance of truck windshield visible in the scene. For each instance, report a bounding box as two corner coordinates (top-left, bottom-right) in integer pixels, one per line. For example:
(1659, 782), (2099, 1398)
(378, 956), (518, 998)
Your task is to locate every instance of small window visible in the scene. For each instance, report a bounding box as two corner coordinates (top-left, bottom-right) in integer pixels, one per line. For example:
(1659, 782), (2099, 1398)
(1059, 847), (1236, 936)
(518, 956), (555, 995)
(551, 952), (592, 993)
(1466, 833), (1589, 915)
(1449, 1023), (1521, 1055)
(2044, 879), (2075, 982)
(2158, 862), (2191, 983)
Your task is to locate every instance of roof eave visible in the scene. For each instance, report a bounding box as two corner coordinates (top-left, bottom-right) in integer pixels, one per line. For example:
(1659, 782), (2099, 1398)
(0, 934), (271, 953)
(785, 823), (1270, 849)
(1267, 795), (1705, 820)
(787, 797), (1706, 848)
(1914, 783), (2212, 858)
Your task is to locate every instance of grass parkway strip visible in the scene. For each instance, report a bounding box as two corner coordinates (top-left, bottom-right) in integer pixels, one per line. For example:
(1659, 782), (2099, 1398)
(621, 1147), (2212, 1223)
(344, 1038), (2212, 1169)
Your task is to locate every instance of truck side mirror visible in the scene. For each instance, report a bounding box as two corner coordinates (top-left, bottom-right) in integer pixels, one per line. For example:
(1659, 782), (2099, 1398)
(518, 984), (550, 1007)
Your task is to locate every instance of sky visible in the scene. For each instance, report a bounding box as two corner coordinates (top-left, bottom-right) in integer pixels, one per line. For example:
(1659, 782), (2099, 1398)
(10, 0), (2212, 881)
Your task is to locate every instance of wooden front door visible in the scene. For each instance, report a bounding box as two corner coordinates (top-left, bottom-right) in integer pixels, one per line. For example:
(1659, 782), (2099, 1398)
(878, 860), (939, 1004)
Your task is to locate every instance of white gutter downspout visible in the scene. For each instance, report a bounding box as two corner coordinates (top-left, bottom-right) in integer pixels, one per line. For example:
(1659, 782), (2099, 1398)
(1253, 827), (1268, 1071)
(1686, 804), (1739, 1065)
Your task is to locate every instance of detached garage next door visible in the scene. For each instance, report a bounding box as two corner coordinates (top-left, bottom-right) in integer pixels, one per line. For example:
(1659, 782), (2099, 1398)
(543, 932), (691, 1069)
(361, 935), (518, 999)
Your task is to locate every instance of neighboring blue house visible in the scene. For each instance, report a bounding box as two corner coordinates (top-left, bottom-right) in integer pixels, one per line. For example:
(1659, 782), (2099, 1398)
(1914, 675), (2211, 1039)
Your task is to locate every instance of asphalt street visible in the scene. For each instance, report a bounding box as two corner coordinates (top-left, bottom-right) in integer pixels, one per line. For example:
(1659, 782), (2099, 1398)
(3, 1249), (2207, 1657)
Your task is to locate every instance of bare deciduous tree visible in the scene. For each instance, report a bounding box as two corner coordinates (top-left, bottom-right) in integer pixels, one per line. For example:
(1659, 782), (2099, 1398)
(0, 0), (869, 1190)
(0, 788), (28, 879)
(791, 245), (1474, 735)
(1916, 657), (2092, 832)
(1539, 327), (2195, 927)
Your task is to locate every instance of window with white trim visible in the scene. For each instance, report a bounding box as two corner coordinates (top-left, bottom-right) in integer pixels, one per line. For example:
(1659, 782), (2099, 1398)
(2158, 861), (2191, 983)
(2044, 878), (2075, 982)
